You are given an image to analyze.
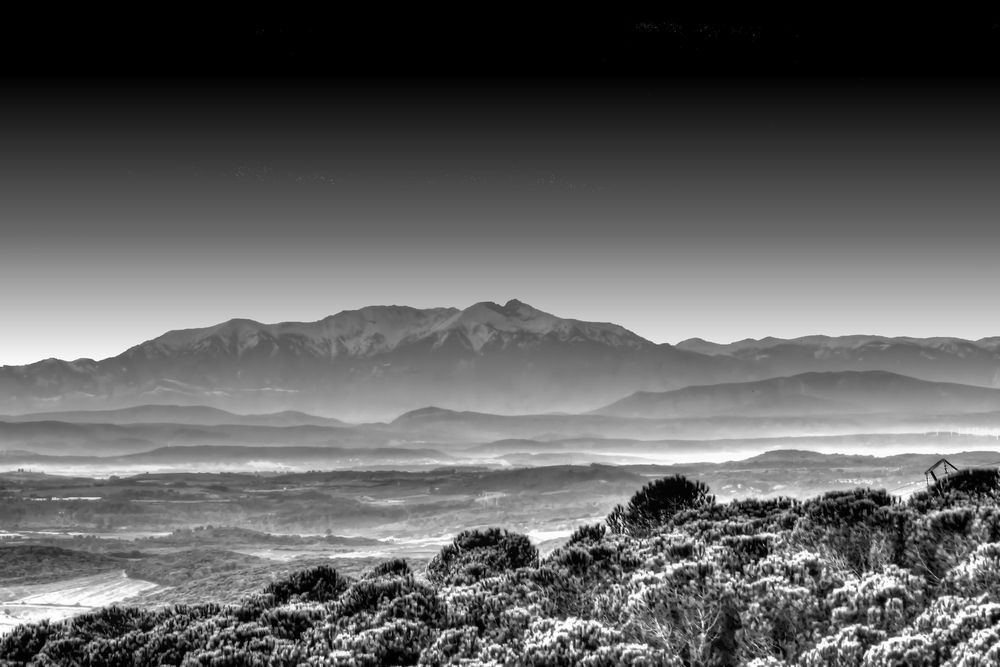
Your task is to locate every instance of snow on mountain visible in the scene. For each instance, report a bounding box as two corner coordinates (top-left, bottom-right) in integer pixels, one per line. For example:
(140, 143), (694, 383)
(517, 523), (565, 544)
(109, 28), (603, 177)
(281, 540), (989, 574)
(132, 306), (460, 360)
(2, 300), (998, 418)
(129, 300), (650, 360)
(428, 300), (649, 352)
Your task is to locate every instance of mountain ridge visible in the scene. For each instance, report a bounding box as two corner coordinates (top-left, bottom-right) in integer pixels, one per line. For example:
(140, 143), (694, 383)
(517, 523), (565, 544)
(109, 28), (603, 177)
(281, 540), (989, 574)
(593, 370), (1000, 419)
(2, 300), (999, 419)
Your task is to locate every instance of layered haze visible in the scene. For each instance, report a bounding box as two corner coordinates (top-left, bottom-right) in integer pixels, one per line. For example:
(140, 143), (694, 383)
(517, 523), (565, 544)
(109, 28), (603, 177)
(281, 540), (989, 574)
(1, 298), (1000, 480)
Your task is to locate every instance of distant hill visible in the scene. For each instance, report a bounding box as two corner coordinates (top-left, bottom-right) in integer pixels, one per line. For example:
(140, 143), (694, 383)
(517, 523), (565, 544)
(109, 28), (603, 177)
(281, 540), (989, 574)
(0, 421), (380, 457)
(1, 405), (344, 427)
(675, 334), (1000, 387)
(592, 370), (1000, 419)
(112, 444), (452, 465)
(0, 445), (456, 472)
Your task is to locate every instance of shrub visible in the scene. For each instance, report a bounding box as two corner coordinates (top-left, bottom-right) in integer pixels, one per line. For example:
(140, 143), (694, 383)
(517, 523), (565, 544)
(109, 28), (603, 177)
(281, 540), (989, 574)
(426, 528), (539, 586)
(793, 491), (901, 574)
(607, 475), (714, 537)
(938, 468), (1000, 497)
(263, 565), (348, 604)
(828, 566), (926, 634)
(801, 489), (895, 527)
(567, 523), (607, 545)
(941, 542), (1000, 599)
(363, 558), (412, 580)
(798, 624), (887, 667)
(910, 469), (1000, 512)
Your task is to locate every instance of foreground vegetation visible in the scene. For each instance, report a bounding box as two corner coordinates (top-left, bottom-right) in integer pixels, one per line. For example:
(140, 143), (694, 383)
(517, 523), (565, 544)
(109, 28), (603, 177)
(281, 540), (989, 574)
(3, 469), (1000, 665)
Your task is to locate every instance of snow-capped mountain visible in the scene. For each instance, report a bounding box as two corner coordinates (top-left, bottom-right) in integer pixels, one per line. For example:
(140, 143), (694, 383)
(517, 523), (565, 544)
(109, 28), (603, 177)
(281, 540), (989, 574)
(2, 301), (998, 420)
(131, 300), (649, 361)
(0, 300), (734, 419)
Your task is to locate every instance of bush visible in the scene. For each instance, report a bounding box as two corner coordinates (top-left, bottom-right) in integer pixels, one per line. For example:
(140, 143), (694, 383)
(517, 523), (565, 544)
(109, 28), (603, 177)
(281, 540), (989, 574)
(426, 528), (539, 586)
(938, 468), (1000, 497)
(567, 523), (607, 546)
(910, 469), (1000, 513)
(363, 558), (412, 580)
(263, 565), (348, 604)
(793, 490), (901, 574)
(801, 488), (895, 527)
(828, 566), (926, 634)
(607, 475), (714, 536)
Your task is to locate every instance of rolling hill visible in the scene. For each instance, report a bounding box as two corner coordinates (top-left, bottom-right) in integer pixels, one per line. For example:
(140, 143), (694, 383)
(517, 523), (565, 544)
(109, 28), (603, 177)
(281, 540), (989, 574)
(592, 370), (1000, 419)
(0, 405), (345, 427)
(675, 334), (1000, 387)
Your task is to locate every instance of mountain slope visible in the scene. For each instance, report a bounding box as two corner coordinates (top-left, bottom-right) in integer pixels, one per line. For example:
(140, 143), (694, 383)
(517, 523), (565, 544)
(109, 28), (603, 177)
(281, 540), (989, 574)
(1, 405), (345, 427)
(675, 335), (1000, 387)
(592, 370), (1000, 419)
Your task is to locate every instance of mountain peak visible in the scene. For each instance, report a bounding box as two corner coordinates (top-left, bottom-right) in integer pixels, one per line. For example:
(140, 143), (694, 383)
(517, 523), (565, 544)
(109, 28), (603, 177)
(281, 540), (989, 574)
(501, 298), (546, 319)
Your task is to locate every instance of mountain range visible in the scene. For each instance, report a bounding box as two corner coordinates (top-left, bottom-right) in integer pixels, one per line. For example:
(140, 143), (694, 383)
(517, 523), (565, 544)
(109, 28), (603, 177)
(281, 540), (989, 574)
(675, 335), (1000, 387)
(2, 299), (1000, 420)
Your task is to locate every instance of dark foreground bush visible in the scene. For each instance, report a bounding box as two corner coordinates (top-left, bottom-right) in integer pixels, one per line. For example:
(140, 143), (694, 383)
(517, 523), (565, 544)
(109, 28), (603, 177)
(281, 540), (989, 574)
(607, 474), (714, 536)
(363, 557), (412, 580)
(566, 522), (607, 545)
(938, 467), (1000, 497)
(425, 527), (538, 586)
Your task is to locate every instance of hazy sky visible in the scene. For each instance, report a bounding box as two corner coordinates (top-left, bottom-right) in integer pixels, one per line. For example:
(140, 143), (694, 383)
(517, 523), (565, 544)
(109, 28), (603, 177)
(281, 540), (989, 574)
(2, 77), (999, 365)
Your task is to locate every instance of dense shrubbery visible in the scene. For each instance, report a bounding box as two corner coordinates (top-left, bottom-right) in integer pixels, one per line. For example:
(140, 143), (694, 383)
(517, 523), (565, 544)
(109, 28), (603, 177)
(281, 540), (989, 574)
(935, 467), (1000, 498)
(5, 471), (1000, 665)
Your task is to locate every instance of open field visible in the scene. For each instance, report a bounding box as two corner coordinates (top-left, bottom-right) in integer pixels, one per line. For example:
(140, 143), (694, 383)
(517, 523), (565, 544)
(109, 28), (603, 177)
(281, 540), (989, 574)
(0, 570), (158, 634)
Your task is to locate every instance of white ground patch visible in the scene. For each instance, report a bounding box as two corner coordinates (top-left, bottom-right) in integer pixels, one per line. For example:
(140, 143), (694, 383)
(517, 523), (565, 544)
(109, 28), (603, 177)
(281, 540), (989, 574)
(0, 571), (159, 634)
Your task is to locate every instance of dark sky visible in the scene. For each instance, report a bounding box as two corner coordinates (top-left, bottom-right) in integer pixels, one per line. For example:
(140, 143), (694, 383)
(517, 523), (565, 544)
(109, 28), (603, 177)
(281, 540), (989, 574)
(2, 13), (1000, 364)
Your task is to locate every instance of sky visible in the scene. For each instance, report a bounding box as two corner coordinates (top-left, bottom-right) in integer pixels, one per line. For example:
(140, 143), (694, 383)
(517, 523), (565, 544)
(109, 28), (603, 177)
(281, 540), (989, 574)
(2, 17), (1000, 365)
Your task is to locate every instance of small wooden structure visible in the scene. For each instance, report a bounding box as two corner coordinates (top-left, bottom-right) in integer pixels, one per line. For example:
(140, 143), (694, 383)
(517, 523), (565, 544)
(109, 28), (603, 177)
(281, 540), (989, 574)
(924, 458), (960, 489)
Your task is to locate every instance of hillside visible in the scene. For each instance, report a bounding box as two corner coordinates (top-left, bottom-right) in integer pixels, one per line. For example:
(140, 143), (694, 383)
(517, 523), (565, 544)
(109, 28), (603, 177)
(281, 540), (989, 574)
(1, 405), (345, 428)
(593, 370), (1000, 419)
(675, 334), (1000, 387)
